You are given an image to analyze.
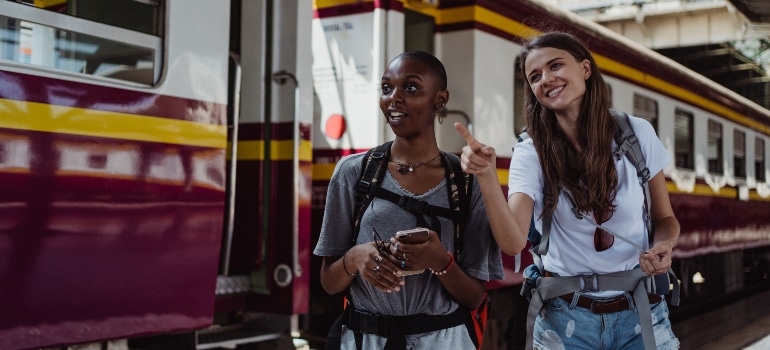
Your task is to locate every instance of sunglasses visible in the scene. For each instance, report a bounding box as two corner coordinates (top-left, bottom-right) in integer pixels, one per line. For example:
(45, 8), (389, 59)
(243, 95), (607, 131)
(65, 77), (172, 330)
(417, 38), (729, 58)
(372, 228), (389, 253)
(593, 210), (614, 251)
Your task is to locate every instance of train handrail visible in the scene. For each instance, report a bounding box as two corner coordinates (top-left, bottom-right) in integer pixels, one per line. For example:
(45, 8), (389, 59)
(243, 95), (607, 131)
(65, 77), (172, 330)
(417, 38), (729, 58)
(221, 51), (242, 276)
(272, 69), (303, 279)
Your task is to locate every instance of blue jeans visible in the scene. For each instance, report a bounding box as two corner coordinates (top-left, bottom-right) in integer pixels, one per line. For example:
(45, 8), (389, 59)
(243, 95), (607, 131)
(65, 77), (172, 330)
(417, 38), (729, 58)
(533, 292), (679, 349)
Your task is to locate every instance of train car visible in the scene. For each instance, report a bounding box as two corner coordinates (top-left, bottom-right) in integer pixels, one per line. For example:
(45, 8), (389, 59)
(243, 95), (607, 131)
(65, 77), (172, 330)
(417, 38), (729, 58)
(0, 0), (313, 349)
(2, 0), (770, 349)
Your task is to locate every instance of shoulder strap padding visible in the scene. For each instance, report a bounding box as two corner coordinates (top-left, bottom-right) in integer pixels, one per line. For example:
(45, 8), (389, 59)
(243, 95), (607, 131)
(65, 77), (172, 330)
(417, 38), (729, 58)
(351, 142), (392, 245)
(611, 110), (654, 244)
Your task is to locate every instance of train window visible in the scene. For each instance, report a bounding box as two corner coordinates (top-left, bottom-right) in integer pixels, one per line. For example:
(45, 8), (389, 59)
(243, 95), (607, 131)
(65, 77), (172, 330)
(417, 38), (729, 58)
(734, 130), (746, 179)
(404, 10), (434, 53)
(0, 1), (163, 85)
(756, 138), (766, 182)
(513, 56), (526, 136)
(633, 94), (658, 132)
(9, 0), (161, 35)
(707, 120), (723, 174)
(674, 109), (694, 170)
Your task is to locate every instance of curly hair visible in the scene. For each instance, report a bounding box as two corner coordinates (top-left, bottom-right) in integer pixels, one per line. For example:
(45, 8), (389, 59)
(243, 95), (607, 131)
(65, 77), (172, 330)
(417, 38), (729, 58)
(519, 32), (617, 218)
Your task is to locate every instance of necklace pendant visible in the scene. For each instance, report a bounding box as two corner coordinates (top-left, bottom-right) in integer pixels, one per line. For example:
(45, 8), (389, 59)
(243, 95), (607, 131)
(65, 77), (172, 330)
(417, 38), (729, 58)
(397, 165), (408, 174)
(408, 166), (414, 172)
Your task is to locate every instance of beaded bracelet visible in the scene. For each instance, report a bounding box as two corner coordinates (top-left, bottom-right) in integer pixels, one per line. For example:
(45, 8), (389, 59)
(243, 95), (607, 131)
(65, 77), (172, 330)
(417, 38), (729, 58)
(430, 252), (454, 276)
(342, 252), (356, 277)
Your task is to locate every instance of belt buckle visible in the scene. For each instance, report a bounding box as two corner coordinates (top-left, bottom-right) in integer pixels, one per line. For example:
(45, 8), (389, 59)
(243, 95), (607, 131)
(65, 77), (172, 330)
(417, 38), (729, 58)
(579, 273), (599, 292)
(355, 310), (381, 334)
(588, 299), (605, 314)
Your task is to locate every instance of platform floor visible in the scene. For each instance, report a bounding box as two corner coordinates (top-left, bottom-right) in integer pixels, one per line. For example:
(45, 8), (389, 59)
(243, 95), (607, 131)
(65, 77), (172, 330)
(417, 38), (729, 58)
(673, 289), (770, 349)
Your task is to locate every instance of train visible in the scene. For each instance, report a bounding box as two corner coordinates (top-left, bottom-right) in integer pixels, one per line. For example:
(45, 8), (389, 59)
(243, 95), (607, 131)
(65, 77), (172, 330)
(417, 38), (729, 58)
(1, 0), (769, 349)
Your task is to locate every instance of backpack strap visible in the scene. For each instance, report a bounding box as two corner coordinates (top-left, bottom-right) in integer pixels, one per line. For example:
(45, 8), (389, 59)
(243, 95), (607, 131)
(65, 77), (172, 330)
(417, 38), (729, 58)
(441, 151), (473, 262)
(611, 110), (654, 246)
(352, 141), (392, 245)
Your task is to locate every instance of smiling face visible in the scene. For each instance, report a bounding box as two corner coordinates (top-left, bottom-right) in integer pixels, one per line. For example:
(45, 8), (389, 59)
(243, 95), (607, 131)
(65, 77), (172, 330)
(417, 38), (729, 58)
(380, 55), (447, 139)
(524, 46), (591, 119)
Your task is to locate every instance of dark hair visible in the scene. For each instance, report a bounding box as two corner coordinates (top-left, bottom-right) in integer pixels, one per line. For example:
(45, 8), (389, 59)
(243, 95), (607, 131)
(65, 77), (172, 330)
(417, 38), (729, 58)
(519, 32), (617, 217)
(395, 51), (448, 90)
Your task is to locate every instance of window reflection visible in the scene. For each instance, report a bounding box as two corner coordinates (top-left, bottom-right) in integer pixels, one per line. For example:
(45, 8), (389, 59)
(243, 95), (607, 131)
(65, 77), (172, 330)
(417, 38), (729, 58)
(0, 0), (161, 85)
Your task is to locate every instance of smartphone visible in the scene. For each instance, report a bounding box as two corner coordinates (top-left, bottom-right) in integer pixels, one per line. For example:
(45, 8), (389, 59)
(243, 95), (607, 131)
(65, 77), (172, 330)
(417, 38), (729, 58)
(395, 228), (430, 244)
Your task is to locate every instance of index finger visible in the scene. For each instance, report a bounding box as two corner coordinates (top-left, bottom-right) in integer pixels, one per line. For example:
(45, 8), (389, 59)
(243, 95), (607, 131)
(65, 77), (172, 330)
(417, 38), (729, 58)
(453, 122), (477, 145)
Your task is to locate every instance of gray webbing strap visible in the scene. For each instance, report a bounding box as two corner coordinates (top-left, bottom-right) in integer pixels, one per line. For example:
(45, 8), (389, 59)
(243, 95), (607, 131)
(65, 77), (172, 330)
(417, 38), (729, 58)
(534, 210), (551, 256)
(525, 269), (657, 349)
(612, 111), (653, 246)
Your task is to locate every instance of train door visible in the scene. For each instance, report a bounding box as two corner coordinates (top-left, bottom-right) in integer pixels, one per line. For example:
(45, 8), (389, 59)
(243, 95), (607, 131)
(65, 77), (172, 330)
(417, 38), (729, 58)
(205, 0), (313, 348)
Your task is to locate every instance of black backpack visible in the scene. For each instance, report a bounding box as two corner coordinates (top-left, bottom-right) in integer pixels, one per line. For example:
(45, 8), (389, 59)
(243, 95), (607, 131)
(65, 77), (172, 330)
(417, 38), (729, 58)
(327, 141), (489, 350)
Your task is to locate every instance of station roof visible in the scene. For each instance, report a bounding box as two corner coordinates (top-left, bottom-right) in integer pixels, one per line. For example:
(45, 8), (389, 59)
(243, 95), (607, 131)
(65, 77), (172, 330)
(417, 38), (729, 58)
(656, 42), (769, 109)
(656, 1), (770, 109)
(729, 0), (770, 22)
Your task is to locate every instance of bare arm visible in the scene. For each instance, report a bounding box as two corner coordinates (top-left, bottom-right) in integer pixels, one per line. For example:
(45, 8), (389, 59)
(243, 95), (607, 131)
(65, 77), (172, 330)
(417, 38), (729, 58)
(454, 123), (529, 255)
(639, 171), (680, 275)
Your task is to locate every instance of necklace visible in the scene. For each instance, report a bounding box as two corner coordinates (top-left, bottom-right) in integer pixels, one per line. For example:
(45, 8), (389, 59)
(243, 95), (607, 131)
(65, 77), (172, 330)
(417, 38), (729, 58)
(390, 153), (441, 174)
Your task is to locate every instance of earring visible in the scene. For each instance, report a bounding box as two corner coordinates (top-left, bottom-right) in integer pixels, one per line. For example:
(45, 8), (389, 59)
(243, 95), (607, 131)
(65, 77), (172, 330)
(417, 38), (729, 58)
(438, 114), (444, 124)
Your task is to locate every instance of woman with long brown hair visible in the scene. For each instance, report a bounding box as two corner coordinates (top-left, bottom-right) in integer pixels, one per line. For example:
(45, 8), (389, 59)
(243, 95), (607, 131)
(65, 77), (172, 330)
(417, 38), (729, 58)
(456, 32), (680, 349)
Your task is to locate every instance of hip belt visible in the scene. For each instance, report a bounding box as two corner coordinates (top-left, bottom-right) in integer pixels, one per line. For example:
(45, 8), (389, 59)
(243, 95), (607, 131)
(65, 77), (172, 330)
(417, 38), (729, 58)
(559, 293), (662, 314)
(345, 306), (467, 336)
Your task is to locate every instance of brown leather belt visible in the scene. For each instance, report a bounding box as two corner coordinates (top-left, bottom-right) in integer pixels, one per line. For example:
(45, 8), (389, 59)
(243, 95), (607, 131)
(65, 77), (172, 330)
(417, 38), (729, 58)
(558, 293), (662, 314)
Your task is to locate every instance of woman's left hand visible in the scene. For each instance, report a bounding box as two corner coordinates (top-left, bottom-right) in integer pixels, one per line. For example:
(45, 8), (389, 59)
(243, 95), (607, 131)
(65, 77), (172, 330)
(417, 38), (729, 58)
(639, 238), (675, 275)
(387, 230), (449, 273)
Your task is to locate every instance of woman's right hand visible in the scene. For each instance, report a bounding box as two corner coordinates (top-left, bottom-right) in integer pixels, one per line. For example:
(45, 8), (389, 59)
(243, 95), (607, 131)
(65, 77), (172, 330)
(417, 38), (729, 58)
(350, 242), (404, 293)
(454, 123), (497, 178)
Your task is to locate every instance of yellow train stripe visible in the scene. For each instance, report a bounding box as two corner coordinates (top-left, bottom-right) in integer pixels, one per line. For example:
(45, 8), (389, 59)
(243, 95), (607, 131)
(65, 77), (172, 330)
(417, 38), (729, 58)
(235, 139), (313, 162)
(0, 99), (226, 148)
(313, 0), (370, 9)
(313, 163), (337, 181)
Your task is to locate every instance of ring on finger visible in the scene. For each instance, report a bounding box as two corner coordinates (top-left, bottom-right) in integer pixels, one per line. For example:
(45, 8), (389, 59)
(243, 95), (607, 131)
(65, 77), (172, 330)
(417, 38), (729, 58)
(402, 252), (409, 261)
(373, 265), (381, 274)
(374, 255), (382, 264)
(400, 260), (405, 269)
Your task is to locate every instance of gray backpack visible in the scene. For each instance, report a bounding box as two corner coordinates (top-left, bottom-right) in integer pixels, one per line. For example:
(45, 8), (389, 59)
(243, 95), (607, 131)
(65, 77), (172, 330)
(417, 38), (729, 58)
(518, 110), (680, 350)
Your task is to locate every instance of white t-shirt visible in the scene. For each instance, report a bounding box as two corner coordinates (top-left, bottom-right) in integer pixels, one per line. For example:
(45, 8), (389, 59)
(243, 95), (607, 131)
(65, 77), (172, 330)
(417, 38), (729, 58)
(508, 115), (670, 296)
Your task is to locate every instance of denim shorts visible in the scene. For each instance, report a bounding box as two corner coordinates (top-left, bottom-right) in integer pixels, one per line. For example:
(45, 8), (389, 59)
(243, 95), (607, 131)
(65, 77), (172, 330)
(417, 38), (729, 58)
(533, 292), (680, 350)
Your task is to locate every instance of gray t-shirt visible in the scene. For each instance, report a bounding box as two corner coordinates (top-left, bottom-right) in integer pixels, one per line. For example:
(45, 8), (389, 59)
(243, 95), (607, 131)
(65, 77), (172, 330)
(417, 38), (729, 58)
(313, 153), (503, 349)
(314, 151), (503, 347)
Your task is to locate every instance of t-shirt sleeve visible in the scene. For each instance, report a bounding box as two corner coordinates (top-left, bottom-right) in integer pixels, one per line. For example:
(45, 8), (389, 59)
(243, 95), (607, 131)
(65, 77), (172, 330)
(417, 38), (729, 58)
(507, 139), (542, 203)
(461, 177), (504, 282)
